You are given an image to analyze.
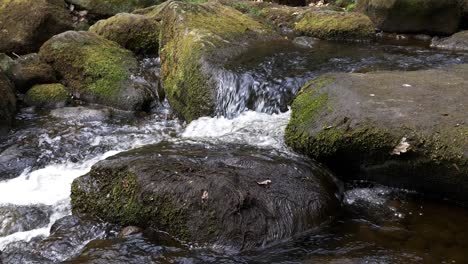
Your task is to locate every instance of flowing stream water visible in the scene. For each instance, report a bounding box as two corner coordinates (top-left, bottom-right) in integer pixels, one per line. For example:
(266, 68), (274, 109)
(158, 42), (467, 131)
(1, 39), (468, 263)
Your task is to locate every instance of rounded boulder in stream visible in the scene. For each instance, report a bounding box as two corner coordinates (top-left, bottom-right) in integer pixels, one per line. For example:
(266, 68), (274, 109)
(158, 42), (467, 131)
(71, 142), (341, 251)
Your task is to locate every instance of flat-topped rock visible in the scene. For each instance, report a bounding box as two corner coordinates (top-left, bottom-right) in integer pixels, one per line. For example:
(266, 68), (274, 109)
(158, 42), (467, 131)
(431, 31), (468, 52)
(286, 64), (468, 203)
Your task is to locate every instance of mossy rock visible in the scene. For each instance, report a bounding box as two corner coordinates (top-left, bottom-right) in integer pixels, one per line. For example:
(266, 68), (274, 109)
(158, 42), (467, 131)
(356, 0), (461, 35)
(90, 13), (160, 54)
(285, 65), (468, 203)
(431, 31), (468, 52)
(222, 1), (341, 34)
(159, 1), (279, 122)
(0, 53), (14, 73)
(0, 72), (16, 137)
(24, 83), (69, 109)
(39, 31), (155, 111)
(295, 10), (375, 41)
(7, 54), (57, 93)
(71, 142), (340, 251)
(0, 0), (73, 54)
(66, 0), (164, 16)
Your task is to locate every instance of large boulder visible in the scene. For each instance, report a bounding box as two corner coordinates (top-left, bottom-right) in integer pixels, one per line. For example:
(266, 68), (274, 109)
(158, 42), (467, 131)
(158, 1), (280, 121)
(356, 0), (462, 35)
(285, 65), (468, 203)
(0, 72), (16, 137)
(66, 0), (163, 17)
(39, 31), (155, 111)
(71, 142), (341, 251)
(431, 31), (468, 51)
(89, 13), (160, 54)
(295, 10), (375, 41)
(0, 0), (73, 54)
(7, 54), (57, 93)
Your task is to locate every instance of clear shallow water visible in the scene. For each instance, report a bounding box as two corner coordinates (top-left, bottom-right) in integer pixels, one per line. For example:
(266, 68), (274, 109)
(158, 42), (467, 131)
(1, 40), (468, 263)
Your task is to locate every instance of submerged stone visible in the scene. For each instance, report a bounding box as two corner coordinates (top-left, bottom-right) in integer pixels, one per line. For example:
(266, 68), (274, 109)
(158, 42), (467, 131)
(71, 142), (341, 251)
(356, 0), (461, 35)
(295, 10), (375, 41)
(0, 0), (73, 54)
(39, 31), (155, 111)
(285, 65), (468, 203)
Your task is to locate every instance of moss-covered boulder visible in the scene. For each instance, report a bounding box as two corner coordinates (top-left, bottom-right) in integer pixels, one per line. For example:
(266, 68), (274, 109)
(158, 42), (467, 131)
(295, 10), (374, 41)
(0, 72), (16, 137)
(71, 142), (340, 251)
(356, 0), (461, 35)
(7, 54), (57, 93)
(285, 64), (468, 203)
(39, 31), (155, 111)
(158, 1), (279, 122)
(66, 0), (163, 17)
(89, 13), (160, 54)
(0, 0), (73, 54)
(431, 31), (468, 52)
(24, 83), (69, 109)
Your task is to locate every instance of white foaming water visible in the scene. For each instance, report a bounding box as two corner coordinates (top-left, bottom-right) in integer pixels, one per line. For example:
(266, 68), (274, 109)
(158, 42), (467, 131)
(0, 151), (118, 206)
(182, 110), (291, 151)
(0, 109), (183, 249)
(0, 108), (293, 250)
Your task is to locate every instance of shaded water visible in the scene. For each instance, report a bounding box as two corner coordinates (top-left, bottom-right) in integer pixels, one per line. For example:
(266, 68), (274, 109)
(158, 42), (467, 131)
(1, 39), (468, 263)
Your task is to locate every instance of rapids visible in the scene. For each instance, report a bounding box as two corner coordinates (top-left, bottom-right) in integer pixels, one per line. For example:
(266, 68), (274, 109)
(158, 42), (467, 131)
(1, 39), (468, 263)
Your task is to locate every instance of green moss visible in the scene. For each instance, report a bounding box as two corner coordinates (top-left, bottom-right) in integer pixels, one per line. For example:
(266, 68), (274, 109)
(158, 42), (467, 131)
(295, 10), (374, 40)
(71, 169), (190, 241)
(90, 14), (160, 54)
(24, 83), (69, 108)
(81, 44), (134, 101)
(285, 75), (397, 160)
(160, 2), (272, 121)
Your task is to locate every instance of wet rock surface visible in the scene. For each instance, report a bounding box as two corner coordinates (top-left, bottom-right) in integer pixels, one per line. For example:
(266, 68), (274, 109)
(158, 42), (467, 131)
(0, 72), (16, 138)
(6, 53), (57, 94)
(159, 1), (280, 121)
(0, 215), (118, 263)
(0, 204), (52, 237)
(39, 31), (156, 111)
(0, 0), (73, 54)
(71, 142), (341, 251)
(431, 31), (468, 51)
(356, 0), (461, 35)
(286, 64), (468, 203)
